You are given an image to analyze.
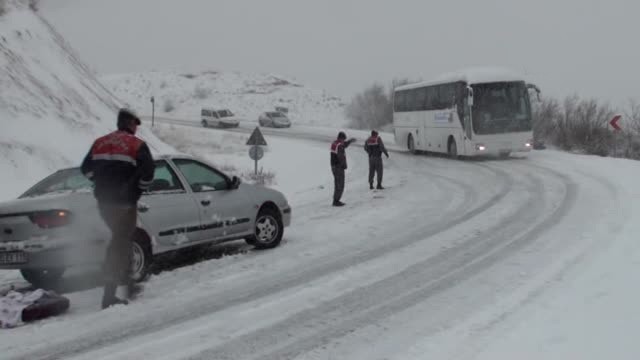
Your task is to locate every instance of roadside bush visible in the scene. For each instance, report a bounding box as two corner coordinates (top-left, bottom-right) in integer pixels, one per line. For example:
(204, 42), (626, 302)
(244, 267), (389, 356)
(241, 168), (276, 186)
(345, 78), (418, 130)
(345, 83), (392, 130)
(29, 0), (39, 11)
(163, 99), (175, 113)
(533, 95), (615, 156)
(0, 0), (6, 15)
(194, 85), (211, 100)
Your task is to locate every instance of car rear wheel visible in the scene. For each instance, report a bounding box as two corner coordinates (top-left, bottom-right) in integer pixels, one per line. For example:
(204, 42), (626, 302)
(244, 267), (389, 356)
(408, 134), (417, 154)
(21, 268), (65, 289)
(246, 207), (283, 250)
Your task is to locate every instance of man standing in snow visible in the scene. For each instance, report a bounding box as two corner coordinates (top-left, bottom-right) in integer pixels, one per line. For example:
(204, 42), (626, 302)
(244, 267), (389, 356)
(364, 130), (389, 190)
(330, 131), (356, 206)
(81, 108), (155, 309)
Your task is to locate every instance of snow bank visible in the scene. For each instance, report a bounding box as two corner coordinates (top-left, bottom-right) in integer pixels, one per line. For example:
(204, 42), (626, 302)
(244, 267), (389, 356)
(100, 70), (349, 128)
(0, 3), (172, 200)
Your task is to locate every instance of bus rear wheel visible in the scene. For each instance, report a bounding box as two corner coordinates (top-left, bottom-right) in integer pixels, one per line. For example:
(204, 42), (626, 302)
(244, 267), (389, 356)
(408, 135), (417, 154)
(448, 138), (458, 159)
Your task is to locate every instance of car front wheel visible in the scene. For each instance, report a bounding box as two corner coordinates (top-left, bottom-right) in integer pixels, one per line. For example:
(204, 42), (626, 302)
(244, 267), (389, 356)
(130, 236), (152, 282)
(246, 207), (283, 249)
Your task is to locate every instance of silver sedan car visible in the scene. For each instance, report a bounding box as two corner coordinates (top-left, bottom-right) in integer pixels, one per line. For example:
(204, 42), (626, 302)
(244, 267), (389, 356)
(258, 112), (292, 128)
(0, 154), (291, 287)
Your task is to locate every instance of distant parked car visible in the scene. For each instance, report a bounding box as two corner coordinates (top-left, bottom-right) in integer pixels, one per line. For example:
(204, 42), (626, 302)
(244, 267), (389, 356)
(258, 111), (291, 128)
(201, 108), (240, 128)
(0, 154), (291, 287)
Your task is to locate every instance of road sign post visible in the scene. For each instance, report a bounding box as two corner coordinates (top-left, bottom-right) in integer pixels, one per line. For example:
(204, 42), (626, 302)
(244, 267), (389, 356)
(610, 115), (622, 157)
(150, 96), (155, 128)
(247, 127), (268, 181)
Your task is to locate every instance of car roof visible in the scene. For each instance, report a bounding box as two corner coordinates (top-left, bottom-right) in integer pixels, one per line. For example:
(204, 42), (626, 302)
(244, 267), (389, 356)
(62, 153), (199, 172)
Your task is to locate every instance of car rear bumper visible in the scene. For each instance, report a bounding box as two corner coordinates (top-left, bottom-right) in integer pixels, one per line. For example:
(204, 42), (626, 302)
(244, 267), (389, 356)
(0, 240), (105, 270)
(219, 122), (240, 128)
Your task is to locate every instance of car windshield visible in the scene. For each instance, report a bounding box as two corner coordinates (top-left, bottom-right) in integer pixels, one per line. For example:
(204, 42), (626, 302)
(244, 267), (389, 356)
(20, 168), (93, 198)
(268, 112), (287, 119)
(218, 110), (233, 117)
(471, 81), (532, 135)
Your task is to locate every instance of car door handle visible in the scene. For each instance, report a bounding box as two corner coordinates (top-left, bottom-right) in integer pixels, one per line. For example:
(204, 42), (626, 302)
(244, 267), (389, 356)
(137, 203), (150, 213)
(201, 199), (211, 206)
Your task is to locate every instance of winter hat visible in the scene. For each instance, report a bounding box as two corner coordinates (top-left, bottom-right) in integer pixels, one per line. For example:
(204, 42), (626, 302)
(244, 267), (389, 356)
(337, 131), (347, 140)
(117, 108), (141, 129)
(371, 130), (378, 136)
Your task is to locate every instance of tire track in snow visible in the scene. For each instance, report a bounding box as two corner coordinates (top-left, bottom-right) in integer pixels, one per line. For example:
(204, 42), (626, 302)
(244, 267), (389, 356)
(191, 162), (575, 360)
(11, 153), (516, 360)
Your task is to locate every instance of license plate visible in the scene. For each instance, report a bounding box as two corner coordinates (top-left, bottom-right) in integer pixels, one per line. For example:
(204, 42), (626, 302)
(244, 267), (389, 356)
(0, 251), (27, 265)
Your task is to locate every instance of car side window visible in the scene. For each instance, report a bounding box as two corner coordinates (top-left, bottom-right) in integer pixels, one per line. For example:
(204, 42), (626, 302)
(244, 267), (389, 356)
(146, 160), (185, 193)
(173, 159), (229, 192)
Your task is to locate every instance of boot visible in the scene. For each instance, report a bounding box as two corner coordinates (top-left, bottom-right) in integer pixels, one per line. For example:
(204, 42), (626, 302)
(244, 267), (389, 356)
(332, 201), (345, 207)
(369, 183), (374, 190)
(126, 280), (143, 301)
(102, 296), (129, 309)
(376, 184), (384, 190)
(102, 283), (129, 309)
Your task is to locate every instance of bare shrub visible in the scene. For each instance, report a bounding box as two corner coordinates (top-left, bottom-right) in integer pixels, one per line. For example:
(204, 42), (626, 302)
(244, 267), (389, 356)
(163, 99), (175, 113)
(532, 95), (615, 156)
(194, 85), (211, 99)
(0, 0), (6, 16)
(241, 168), (276, 186)
(345, 78), (420, 130)
(345, 83), (392, 130)
(29, 0), (39, 11)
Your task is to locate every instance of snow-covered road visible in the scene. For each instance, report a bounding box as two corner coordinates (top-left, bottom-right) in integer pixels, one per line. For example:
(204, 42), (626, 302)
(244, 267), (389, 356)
(1, 123), (638, 360)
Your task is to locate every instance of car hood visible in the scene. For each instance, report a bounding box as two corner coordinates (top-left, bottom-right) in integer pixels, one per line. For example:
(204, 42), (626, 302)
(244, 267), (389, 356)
(0, 191), (93, 215)
(238, 183), (289, 208)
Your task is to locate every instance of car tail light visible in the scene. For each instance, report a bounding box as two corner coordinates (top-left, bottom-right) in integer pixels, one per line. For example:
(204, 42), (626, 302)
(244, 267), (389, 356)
(29, 210), (72, 229)
(475, 144), (487, 151)
(525, 140), (533, 148)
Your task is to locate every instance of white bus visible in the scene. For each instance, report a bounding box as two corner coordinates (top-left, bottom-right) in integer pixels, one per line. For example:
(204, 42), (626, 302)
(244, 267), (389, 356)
(393, 68), (538, 158)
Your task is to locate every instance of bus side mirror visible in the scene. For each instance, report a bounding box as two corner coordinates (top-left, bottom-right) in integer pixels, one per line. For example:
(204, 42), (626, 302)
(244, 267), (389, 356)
(466, 86), (474, 106)
(527, 83), (541, 102)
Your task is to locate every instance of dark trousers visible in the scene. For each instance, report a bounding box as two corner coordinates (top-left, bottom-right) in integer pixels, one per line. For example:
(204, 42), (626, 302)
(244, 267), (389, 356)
(368, 156), (383, 186)
(98, 203), (137, 302)
(332, 166), (345, 203)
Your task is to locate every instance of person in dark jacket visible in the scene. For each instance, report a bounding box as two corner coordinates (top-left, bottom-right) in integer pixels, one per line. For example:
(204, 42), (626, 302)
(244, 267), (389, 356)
(81, 108), (155, 309)
(364, 130), (389, 190)
(330, 131), (356, 206)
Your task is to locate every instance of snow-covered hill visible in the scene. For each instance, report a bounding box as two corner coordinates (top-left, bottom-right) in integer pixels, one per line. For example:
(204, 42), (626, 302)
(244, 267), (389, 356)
(100, 70), (349, 128)
(0, 1), (172, 201)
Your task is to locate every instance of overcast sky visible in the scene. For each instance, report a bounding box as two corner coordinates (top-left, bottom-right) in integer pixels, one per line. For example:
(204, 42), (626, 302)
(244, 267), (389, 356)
(41, 0), (638, 104)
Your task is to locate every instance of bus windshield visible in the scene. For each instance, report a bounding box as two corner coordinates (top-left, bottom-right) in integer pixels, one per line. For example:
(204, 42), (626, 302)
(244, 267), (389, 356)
(471, 81), (532, 135)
